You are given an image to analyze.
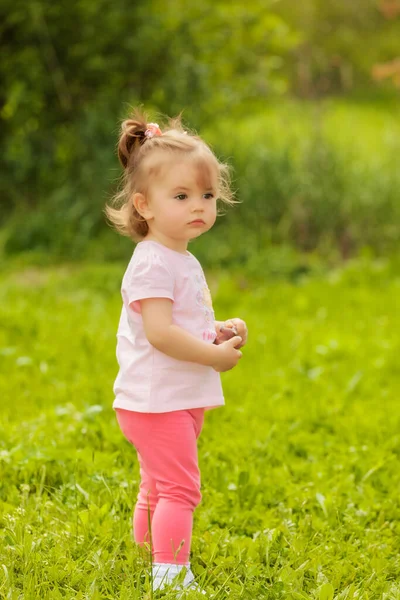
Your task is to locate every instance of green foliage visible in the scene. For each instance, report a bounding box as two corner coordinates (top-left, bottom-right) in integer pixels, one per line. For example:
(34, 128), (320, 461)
(1, 258), (400, 597)
(1, 1), (400, 262)
(0, 0), (295, 213)
(204, 100), (400, 258)
(147, 0), (299, 119)
(277, 0), (400, 96)
(2, 100), (400, 266)
(0, 0), (297, 262)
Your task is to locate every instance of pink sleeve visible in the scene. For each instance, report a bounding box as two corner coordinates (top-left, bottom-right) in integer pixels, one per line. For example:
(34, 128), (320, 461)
(123, 253), (174, 314)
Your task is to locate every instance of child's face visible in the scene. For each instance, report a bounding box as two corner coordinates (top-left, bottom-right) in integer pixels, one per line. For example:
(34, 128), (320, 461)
(144, 156), (218, 250)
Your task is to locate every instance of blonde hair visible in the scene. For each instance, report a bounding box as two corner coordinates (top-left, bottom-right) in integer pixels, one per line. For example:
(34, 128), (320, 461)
(104, 108), (236, 241)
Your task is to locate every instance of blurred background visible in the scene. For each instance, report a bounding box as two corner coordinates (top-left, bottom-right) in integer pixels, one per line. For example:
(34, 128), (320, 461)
(1, 0), (399, 273)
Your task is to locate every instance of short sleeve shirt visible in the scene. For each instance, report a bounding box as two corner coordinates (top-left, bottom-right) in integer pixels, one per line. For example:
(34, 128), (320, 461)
(112, 240), (224, 413)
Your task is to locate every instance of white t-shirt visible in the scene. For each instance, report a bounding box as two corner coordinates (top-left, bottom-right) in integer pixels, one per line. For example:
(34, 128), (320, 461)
(112, 240), (224, 413)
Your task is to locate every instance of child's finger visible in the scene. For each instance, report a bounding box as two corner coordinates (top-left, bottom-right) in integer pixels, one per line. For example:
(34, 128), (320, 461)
(221, 324), (238, 336)
(229, 336), (243, 350)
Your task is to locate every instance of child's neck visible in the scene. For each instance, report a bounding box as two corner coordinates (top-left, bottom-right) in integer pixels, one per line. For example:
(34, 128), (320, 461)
(144, 233), (189, 255)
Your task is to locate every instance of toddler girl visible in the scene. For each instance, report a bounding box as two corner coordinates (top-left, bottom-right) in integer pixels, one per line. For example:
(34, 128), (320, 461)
(105, 110), (248, 594)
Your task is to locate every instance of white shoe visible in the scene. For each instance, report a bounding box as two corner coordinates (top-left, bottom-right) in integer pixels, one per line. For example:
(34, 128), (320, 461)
(152, 563), (206, 595)
(177, 569), (207, 596)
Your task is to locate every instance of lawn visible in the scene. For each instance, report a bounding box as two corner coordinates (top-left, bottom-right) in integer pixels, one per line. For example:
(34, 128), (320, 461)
(1, 256), (400, 599)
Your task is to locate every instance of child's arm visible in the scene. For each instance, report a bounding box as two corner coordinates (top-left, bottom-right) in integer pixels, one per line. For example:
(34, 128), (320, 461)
(140, 298), (242, 372)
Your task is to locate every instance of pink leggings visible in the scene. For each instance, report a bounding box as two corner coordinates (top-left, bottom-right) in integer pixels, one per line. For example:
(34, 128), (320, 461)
(115, 408), (204, 565)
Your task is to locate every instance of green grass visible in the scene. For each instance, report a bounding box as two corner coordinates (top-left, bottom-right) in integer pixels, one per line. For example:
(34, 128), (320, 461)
(1, 257), (400, 598)
(207, 99), (400, 162)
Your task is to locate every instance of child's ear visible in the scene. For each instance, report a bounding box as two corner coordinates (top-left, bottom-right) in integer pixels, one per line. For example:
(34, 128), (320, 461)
(133, 193), (153, 220)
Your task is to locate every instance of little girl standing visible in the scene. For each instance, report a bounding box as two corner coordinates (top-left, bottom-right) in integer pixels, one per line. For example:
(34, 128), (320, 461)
(105, 110), (248, 594)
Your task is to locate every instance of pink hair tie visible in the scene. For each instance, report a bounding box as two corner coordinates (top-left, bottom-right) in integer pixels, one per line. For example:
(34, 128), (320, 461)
(144, 123), (162, 138)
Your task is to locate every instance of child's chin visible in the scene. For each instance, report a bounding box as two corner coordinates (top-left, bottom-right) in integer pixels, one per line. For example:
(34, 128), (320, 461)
(188, 231), (203, 240)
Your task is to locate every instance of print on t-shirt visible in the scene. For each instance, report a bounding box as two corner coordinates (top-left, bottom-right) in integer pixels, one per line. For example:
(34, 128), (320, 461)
(194, 272), (216, 342)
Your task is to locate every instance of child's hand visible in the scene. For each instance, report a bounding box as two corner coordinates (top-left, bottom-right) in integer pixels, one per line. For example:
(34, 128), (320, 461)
(212, 336), (243, 372)
(215, 318), (248, 349)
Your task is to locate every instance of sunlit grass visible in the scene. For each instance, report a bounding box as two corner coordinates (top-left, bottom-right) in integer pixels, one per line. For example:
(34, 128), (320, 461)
(207, 99), (400, 162)
(1, 257), (400, 598)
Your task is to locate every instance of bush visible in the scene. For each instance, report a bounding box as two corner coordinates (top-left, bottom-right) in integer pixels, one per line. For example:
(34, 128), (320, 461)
(2, 100), (400, 265)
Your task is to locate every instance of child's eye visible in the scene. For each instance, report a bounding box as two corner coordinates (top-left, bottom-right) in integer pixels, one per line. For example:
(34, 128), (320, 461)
(203, 193), (214, 199)
(175, 194), (187, 201)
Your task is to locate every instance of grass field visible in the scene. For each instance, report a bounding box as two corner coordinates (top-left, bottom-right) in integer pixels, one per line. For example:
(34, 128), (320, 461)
(1, 256), (400, 599)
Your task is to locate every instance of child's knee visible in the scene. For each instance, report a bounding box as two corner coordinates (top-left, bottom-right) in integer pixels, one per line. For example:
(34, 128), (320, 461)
(159, 482), (202, 510)
(177, 488), (202, 510)
(189, 486), (202, 509)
